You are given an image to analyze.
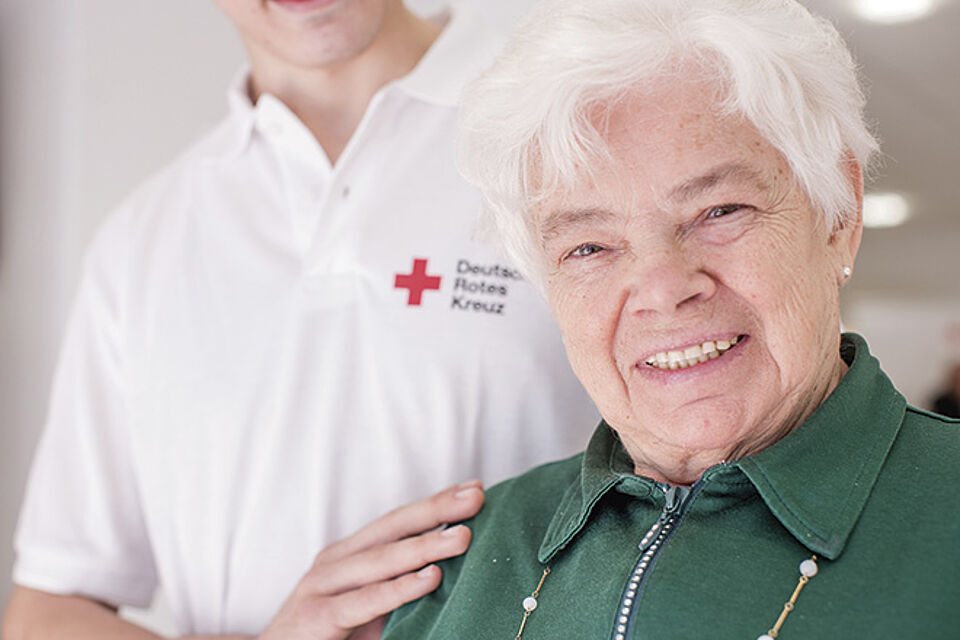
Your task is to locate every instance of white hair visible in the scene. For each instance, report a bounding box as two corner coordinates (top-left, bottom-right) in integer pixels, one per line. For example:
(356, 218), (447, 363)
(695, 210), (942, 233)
(457, 0), (879, 282)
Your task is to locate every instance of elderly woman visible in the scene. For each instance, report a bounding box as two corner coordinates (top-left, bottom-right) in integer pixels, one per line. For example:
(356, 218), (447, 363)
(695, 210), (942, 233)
(379, 0), (960, 638)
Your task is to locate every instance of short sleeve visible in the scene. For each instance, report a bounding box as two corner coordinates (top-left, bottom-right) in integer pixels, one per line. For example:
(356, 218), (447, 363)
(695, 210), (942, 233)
(12, 212), (158, 608)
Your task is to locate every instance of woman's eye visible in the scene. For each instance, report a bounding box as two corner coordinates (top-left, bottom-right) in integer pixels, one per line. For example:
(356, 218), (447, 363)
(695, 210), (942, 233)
(705, 203), (746, 219)
(565, 243), (605, 260)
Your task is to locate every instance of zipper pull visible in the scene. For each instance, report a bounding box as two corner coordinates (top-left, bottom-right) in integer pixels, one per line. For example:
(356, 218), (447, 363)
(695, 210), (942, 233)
(638, 485), (690, 551)
(663, 484), (690, 516)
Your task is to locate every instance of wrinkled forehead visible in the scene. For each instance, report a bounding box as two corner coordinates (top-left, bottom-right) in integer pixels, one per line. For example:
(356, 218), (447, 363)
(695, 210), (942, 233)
(534, 81), (790, 222)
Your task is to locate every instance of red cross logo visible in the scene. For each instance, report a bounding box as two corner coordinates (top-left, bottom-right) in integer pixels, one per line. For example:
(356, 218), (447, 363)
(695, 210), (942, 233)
(394, 258), (442, 306)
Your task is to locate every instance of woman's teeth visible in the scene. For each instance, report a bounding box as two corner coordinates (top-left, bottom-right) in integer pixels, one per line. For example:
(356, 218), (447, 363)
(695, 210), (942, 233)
(645, 336), (741, 370)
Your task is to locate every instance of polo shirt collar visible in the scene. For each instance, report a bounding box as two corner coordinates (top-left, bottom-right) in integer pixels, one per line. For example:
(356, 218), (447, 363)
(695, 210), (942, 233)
(221, 4), (498, 158)
(224, 4), (507, 110)
(227, 66), (254, 118)
(224, 66), (256, 157)
(538, 333), (906, 563)
(391, 4), (506, 107)
(225, 66), (330, 169)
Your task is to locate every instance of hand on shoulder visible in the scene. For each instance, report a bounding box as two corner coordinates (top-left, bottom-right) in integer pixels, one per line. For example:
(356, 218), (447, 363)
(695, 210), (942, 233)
(256, 481), (484, 640)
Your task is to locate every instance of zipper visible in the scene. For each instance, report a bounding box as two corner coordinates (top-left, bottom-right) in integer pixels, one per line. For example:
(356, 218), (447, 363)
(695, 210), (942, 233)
(610, 482), (698, 640)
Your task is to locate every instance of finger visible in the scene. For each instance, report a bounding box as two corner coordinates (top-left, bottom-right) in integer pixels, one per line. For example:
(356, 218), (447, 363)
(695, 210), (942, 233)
(329, 481), (482, 558)
(320, 564), (444, 632)
(309, 523), (472, 595)
(319, 481), (484, 562)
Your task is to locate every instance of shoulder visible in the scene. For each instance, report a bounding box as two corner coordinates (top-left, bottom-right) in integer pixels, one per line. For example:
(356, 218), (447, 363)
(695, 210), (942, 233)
(458, 452), (584, 564)
(83, 113), (243, 267)
(99, 113), (241, 237)
(845, 406), (960, 604)
(904, 404), (960, 428)
(890, 405), (960, 477)
(384, 453), (584, 638)
(129, 114), (240, 209)
(866, 405), (960, 531)
(898, 405), (960, 456)
(480, 452), (585, 525)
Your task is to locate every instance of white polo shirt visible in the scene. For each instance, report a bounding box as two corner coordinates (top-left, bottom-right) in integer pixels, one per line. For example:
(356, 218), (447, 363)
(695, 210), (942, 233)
(12, 6), (597, 636)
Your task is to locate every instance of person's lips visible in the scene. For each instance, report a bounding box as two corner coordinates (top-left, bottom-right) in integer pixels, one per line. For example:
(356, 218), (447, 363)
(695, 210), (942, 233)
(269, 0), (340, 13)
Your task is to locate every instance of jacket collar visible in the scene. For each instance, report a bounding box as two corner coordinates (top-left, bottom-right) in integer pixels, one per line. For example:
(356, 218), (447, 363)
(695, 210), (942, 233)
(538, 333), (906, 563)
(736, 333), (906, 558)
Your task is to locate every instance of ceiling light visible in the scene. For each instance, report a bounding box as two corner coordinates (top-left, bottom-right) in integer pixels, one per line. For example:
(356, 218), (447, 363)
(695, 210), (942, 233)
(863, 192), (911, 228)
(852, 0), (938, 24)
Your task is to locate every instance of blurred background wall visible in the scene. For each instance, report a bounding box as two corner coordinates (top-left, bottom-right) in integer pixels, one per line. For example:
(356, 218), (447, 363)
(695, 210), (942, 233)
(0, 0), (246, 629)
(1, 0), (958, 632)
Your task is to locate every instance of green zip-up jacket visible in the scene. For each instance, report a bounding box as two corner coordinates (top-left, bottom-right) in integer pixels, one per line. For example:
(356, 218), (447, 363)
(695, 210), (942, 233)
(384, 334), (960, 639)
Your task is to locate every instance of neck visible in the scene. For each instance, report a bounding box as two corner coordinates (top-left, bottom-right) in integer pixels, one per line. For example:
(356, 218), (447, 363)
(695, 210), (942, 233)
(627, 355), (850, 487)
(248, 4), (441, 164)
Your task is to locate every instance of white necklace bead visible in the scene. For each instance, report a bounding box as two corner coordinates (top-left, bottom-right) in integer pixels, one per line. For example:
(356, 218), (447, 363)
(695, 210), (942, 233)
(522, 596), (538, 612)
(800, 558), (819, 578)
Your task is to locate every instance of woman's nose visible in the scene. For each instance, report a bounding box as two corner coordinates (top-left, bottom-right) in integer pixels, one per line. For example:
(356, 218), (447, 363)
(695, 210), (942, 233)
(623, 244), (716, 316)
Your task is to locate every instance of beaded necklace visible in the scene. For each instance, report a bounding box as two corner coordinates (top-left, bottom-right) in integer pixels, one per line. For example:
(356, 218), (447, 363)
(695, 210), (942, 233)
(513, 555), (819, 639)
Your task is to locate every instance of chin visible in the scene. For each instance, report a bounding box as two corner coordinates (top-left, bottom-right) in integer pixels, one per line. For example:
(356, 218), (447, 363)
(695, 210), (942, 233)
(641, 404), (754, 457)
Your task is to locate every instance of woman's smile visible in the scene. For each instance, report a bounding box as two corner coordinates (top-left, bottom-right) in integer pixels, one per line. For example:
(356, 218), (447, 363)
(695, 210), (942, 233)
(641, 334), (743, 370)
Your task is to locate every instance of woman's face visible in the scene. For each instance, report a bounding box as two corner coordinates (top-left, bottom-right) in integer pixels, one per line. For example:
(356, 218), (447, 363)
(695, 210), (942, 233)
(536, 82), (862, 483)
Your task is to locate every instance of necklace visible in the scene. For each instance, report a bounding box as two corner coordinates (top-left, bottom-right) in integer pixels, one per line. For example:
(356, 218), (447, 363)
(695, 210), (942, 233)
(512, 555), (819, 639)
(513, 565), (551, 639)
(757, 555), (819, 640)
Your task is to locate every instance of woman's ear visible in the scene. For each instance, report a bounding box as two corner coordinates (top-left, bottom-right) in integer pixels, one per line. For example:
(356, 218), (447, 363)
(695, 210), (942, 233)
(829, 151), (864, 278)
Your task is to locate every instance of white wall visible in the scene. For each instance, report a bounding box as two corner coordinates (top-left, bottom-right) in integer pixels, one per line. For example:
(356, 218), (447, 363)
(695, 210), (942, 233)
(843, 296), (960, 407)
(0, 0), (244, 621)
(2, 0), (74, 619)
(0, 0), (68, 616)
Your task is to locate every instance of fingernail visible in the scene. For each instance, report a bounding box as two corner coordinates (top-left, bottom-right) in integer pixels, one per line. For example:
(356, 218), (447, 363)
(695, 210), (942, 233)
(417, 565), (437, 578)
(442, 525), (466, 537)
(454, 487), (479, 499)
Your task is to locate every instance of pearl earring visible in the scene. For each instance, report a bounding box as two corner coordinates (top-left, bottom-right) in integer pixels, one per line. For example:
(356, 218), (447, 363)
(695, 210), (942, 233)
(842, 266), (852, 278)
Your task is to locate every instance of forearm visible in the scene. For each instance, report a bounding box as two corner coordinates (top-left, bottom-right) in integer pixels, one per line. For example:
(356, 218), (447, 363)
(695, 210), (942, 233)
(2, 586), (250, 640)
